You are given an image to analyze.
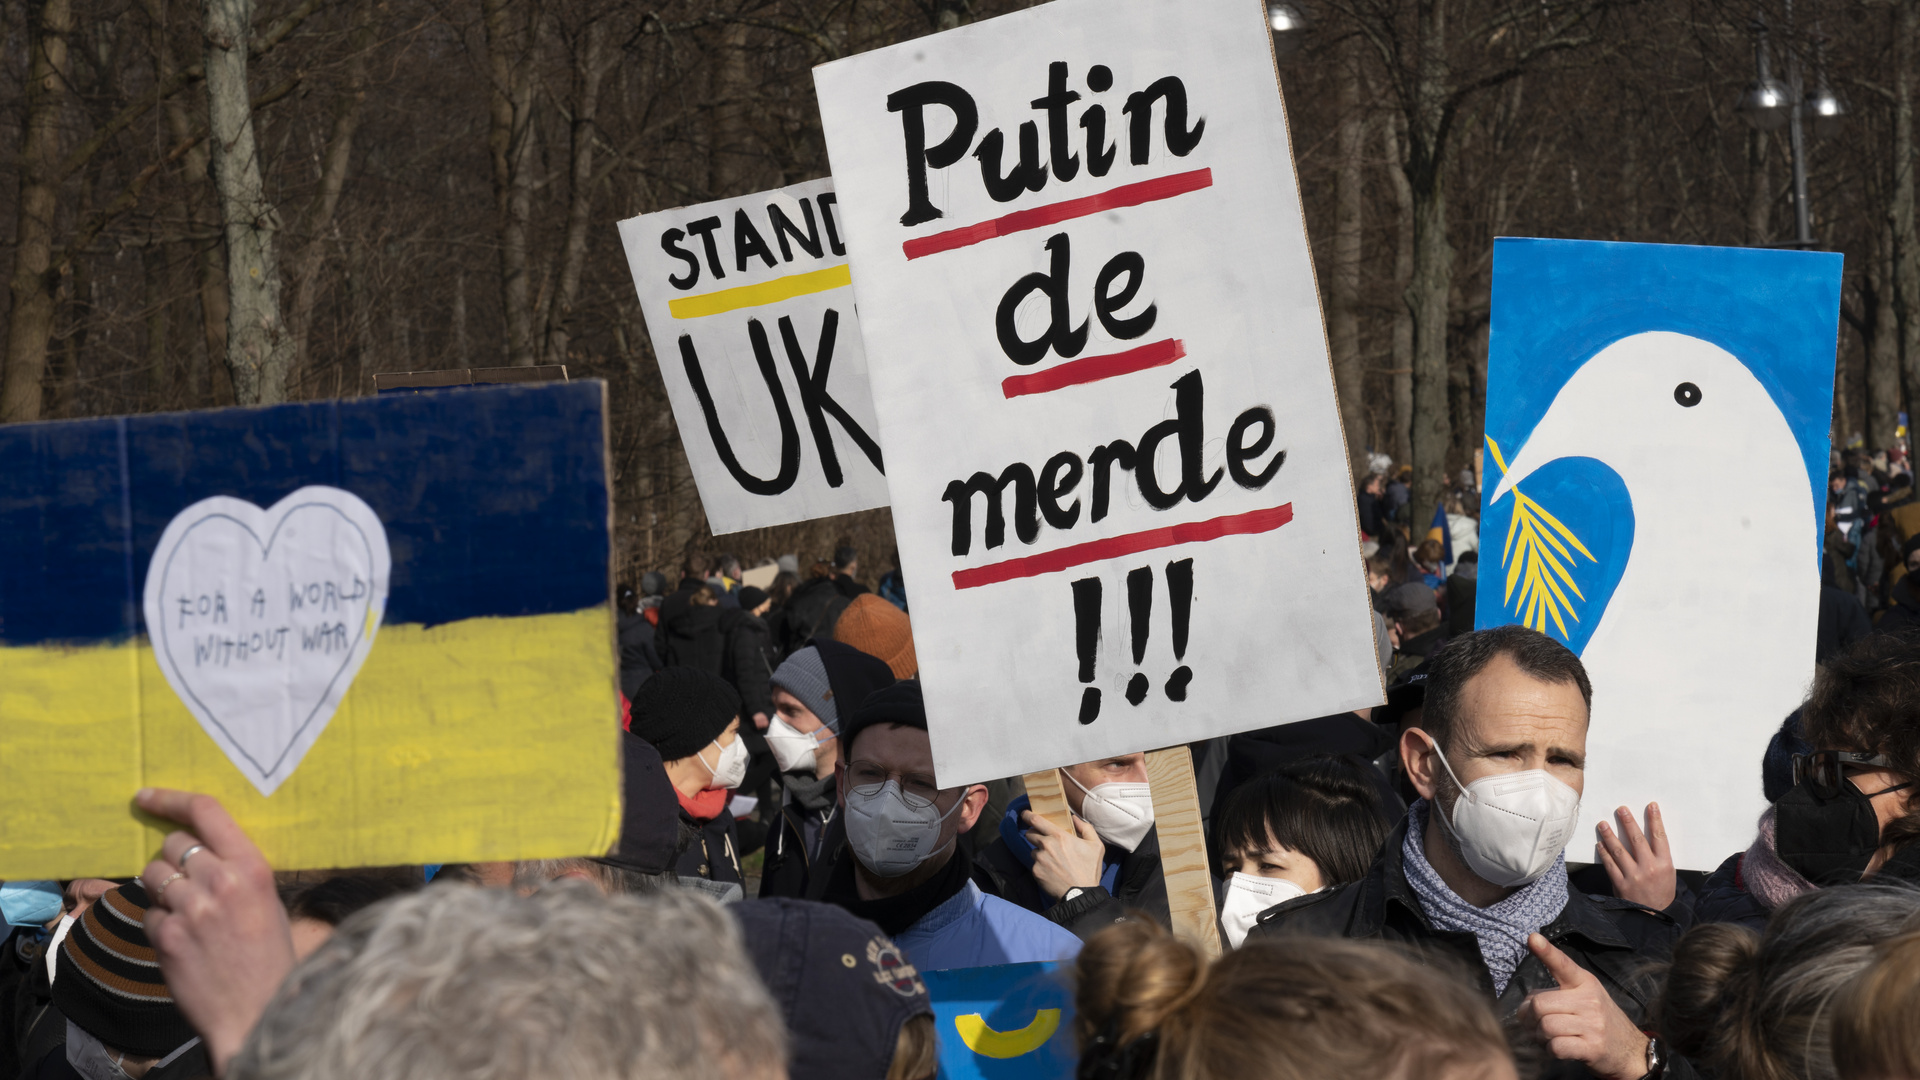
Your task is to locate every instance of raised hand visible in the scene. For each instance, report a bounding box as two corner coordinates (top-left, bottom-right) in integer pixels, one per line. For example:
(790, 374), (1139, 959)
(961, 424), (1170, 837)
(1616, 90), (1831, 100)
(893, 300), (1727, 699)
(1519, 933), (1651, 1080)
(136, 788), (296, 1077)
(1596, 802), (1675, 911)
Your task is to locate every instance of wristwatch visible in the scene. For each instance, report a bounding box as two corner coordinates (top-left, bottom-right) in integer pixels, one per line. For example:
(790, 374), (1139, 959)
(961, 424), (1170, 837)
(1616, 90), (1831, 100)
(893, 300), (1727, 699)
(1062, 887), (1089, 904)
(1643, 1034), (1667, 1079)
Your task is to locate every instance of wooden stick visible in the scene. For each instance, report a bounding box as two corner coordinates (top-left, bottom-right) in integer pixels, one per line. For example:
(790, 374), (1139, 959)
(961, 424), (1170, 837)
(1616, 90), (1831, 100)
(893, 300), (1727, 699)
(1021, 767), (1073, 832)
(1145, 746), (1221, 959)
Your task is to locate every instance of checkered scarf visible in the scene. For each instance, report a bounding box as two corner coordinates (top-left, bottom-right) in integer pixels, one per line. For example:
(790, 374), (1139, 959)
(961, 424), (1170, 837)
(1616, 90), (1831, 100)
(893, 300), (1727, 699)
(1403, 799), (1569, 994)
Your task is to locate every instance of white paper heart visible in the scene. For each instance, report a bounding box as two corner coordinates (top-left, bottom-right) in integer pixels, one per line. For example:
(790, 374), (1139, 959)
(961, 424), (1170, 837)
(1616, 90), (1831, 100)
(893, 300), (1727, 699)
(142, 487), (391, 796)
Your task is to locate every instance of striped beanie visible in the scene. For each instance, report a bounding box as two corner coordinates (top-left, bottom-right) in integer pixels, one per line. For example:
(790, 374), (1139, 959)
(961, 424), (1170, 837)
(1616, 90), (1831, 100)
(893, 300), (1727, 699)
(53, 882), (196, 1057)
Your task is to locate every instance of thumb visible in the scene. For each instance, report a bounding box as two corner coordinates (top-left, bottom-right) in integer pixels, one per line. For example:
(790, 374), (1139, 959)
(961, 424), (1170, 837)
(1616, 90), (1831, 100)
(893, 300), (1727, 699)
(1528, 933), (1592, 989)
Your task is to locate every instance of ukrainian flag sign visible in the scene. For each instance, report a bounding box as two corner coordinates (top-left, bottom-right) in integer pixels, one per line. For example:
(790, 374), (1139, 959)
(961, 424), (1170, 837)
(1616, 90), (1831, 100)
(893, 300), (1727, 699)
(0, 382), (621, 878)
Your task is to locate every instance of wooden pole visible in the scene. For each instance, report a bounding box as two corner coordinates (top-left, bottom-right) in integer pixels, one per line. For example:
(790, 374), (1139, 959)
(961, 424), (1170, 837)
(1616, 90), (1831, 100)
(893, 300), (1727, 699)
(1021, 767), (1072, 831)
(1145, 746), (1222, 959)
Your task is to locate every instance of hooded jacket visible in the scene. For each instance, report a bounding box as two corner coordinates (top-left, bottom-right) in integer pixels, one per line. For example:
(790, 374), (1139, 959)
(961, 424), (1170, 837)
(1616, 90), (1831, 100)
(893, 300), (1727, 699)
(1249, 818), (1697, 1080)
(972, 795), (1171, 941)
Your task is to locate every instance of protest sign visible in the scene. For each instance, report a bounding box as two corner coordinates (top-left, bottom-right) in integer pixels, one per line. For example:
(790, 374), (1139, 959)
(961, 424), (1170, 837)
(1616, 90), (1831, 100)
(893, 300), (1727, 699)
(813, 0), (1381, 785)
(925, 962), (1076, 1080)
(0, 383), (622, 879)
(618, 178), (889, 534)
(1476, 238), (1841, 869)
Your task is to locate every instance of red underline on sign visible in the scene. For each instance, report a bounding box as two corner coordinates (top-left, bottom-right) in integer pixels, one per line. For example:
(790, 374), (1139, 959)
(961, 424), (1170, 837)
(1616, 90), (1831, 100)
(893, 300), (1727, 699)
(903, 168), (1215, 260)
(1001, 339), (1186, 399)
(951, 503), (1295, 590)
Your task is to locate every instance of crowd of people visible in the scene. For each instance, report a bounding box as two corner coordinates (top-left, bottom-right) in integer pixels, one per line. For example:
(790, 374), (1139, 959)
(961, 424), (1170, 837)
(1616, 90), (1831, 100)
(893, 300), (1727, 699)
(4, 492), (1920, 1080)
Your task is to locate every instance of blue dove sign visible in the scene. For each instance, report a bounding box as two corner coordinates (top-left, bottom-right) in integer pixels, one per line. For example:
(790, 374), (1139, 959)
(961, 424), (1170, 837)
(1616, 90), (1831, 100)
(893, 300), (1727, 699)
(1476, 238), (1841, 871)
(925, 962), (1077, 1080)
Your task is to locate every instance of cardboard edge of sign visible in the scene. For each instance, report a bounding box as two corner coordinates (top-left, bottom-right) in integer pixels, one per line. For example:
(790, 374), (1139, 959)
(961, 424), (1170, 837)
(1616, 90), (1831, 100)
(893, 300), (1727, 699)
(1024, 746), (1221, 960)
(371, 366), (569, 393)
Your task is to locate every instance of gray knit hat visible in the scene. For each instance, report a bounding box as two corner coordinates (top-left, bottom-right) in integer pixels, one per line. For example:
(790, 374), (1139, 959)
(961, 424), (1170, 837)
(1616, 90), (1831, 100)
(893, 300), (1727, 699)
(770, 647), (837, 730)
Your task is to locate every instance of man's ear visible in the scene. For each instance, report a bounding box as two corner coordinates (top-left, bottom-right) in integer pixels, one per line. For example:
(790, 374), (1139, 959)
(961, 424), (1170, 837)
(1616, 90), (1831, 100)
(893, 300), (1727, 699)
(1400, 727), (1442, 802)
(957, 783), (990, 834)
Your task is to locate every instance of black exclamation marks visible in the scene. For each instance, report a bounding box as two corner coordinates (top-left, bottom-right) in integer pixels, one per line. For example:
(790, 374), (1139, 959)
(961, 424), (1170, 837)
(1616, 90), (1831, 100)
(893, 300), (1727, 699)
(1126, 568), (1154, 705)
(1073, 577), (1103, 725)
(1165, 558), (1194, 701)
(1069, 560), (1195, 724)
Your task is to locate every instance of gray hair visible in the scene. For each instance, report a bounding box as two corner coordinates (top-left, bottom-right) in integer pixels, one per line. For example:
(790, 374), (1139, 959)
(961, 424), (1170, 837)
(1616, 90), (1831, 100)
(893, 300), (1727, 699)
(227, 883), (784, 1080)
(509, 857), (673, 897)
(1659, 882), (1920, 1080)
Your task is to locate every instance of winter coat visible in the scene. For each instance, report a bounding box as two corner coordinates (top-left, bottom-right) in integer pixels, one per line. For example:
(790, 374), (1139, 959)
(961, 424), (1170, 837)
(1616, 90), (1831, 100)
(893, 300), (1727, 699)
(1876, 574), (1920, 637)
(617, 610), (663, 699)
(657, 595), (726, 673)
(759, 788), (841, 901)
(678, 806), (743, 887)
(1692, 853), (1770, 933)
(893, 883), (1083, 971)
(972, 796), (1171, 941)
(1817, 584), (1872, 662)
(2, 927), (55, 1079)
(1249, 819), (1698, 1080)
(720, 609), (778, 720)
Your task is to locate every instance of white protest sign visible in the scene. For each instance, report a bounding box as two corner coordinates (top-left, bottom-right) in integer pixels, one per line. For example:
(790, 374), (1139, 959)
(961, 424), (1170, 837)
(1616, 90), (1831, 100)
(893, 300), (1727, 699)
(143, 486), (391, 796)
(618, 179), (889, 534)
(815, 0), (1381, 784)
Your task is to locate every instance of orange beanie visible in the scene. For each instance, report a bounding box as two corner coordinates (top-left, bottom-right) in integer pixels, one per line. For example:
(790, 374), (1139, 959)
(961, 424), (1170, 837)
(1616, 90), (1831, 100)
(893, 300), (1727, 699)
(834, 594), (918, 679)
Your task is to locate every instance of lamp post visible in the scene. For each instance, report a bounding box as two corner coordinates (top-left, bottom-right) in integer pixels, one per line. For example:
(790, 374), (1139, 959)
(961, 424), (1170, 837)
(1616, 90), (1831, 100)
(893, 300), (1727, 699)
(1266, 2), (1309, 61)
(1735, 3), (1844, 248)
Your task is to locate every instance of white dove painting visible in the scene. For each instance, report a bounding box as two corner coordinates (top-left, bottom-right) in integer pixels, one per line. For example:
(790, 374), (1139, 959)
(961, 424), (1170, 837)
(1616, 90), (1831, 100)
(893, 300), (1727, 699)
(1476, 238), (1843, 871)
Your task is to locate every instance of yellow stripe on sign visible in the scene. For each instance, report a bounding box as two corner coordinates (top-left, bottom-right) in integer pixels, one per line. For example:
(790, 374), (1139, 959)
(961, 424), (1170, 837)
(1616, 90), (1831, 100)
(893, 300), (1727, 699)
(668, 263), (852, 319)
(953, 1009), (1061, 1059)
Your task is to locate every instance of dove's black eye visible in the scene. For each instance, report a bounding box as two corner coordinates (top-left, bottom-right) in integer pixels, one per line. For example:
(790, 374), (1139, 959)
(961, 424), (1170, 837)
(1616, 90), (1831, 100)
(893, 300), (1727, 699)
(1674, 382), (1702, 407)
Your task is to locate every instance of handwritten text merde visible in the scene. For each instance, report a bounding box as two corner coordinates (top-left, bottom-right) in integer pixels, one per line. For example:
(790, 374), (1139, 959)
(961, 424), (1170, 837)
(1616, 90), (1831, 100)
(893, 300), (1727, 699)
(142, 487), (391, 796)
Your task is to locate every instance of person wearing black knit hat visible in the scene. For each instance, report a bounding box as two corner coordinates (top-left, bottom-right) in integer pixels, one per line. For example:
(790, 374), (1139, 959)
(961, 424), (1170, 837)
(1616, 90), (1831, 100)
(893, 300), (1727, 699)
(628, 667), (749, 899)
(30, 881), (210, 1079)
(759, 640), (896, 900)
(809, 682), (1081, 970)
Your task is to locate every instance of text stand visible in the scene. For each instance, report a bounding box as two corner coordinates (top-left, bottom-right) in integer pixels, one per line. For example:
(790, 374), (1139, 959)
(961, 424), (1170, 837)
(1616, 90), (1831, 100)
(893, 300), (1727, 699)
(1145, 746), (1221, 959)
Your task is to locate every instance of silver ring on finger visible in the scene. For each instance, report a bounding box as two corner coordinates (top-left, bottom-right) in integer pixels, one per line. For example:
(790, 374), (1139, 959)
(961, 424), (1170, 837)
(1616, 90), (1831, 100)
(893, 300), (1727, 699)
(153, 871), (186, 902)
(177, 844), (207, 871)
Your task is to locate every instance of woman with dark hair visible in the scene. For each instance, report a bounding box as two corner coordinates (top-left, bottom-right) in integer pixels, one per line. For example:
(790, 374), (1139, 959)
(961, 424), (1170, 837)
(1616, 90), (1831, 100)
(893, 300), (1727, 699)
(1696, 634), (1920, 929)
(1212, 755), (1395, 947)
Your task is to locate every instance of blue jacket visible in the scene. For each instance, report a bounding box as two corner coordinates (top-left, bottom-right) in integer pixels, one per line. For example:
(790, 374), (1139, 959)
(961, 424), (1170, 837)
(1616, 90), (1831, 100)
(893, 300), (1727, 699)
(896, 881), (1083, 971)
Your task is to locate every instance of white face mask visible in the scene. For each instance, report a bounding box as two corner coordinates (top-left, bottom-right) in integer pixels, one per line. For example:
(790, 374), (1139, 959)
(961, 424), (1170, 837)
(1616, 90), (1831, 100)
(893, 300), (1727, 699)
(844, 779), (964, 878)
(1062, 770), (1155, 852)
(766, 715), (834, 775)
(697, 735), (749, 791)
(1219, 872), (1309, 949)
(66, 1021), (138, 1080)
(1422, 732), (1581, 888)
(46, 911), (76, 984)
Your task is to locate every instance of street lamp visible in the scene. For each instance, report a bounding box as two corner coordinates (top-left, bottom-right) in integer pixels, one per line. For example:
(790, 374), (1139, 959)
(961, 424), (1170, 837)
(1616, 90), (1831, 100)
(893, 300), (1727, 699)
(1806, 34), (1847, 140)
(1267, 2), (1310, 60)
(1734, 5), (1842, 248)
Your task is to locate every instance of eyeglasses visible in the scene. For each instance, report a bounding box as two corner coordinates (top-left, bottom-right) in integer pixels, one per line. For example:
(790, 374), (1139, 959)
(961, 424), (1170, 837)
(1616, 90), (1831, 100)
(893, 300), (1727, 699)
(1792, 750), (1893, 799)
(845, 760), (944, 809)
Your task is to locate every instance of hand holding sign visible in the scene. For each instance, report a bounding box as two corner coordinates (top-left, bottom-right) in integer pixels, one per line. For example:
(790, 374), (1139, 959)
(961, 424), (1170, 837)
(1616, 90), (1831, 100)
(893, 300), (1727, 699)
(142, 487), (390, 796)
(1518, 933), (1651, 1080)
(136, 787), (295, 1075)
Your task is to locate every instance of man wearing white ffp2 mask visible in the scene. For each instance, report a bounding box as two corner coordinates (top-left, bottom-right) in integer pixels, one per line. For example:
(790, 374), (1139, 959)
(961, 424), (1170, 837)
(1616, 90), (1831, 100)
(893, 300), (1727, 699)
(818, 681), (1083, 971)
(1249, 626), (1686, 1080)
(972, 753), (1172, 941)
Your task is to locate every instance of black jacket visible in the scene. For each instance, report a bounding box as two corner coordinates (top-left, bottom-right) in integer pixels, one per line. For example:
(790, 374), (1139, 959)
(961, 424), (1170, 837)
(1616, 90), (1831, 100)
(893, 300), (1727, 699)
(2, 928), (55, 1080)
(972, 810), (1171, 941)
(773, 577), (850, 656)
(677, 806), (743, 887)
(617, 610), (663, 699)
(1876, 574), (1920, 638)
(720, 609), (778, 720)
(760, 792), (842, 900)
(1250, 819), (1697, 1080)
(1816, 584), (1872, 662)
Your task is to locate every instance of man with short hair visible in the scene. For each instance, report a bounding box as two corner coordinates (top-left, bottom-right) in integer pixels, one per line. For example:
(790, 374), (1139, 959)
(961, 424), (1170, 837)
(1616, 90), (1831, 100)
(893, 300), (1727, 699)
(973, 753), (1170, 940)
(810, 683), (1081, 969)
(1383, 582), (1446, 682)
(1252, 625), (1690, 1080)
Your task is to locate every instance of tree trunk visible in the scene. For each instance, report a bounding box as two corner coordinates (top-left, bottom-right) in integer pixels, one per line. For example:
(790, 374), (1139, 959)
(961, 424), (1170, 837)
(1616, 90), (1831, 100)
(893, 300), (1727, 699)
(205, 0), (293, 404)
(288, 0), (372, 391)
(1384, 113), (1415, 468)
(1894, 0), (1920, 438)
(1868, 226), (1903, 451)
(1327, 45), (1367, 483)
(484, 0), (539, 366)
(2, 0), (73, 423)
(142, 243), (172, 400)
(1404, 0), (1454, 530)
(544, 18), (607, 366)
